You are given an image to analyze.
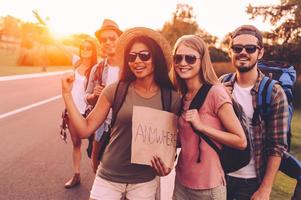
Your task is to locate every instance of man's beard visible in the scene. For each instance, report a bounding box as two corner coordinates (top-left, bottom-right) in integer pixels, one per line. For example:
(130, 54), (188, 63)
(237, 61), (257, 73)
(234, 54), (258, 73)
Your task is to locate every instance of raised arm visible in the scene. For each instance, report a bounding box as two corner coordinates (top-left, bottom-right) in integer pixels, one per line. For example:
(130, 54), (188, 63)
(61, 75), (111, 138)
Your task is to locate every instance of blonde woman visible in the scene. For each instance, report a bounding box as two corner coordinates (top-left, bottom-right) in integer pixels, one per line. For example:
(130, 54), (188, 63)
(153, 35), (247, 200)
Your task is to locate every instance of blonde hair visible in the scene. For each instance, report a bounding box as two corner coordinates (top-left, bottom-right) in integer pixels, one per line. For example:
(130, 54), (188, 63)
(172, 35), (219, 94)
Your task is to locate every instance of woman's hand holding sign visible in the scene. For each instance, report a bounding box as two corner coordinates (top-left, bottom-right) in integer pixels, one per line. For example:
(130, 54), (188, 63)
(151, 156), (171, 176)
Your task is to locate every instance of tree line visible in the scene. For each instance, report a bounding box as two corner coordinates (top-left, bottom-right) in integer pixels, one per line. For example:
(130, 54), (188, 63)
(0, 1), (300, 70)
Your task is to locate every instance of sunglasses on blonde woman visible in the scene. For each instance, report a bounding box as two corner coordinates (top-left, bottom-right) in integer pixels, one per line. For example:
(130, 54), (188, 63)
(173, 54), (200, 65)
(128, 50), (152, 62)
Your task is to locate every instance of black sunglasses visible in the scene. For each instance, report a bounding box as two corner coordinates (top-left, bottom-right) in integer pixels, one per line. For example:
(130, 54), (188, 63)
(231, 44), (260, 54)
(173, 54), (200, 65)
(99, 36), (117, 43)
(128, 50), (152, 62)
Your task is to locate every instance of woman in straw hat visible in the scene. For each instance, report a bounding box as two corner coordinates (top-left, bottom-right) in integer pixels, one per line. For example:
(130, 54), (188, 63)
(61, 27), (180, 199)
(154, 35), (247, 200)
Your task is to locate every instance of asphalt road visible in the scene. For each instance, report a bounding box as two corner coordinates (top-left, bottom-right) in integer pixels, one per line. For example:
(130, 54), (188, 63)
(0, 73), (94, 200)
(0, 73), (176, 200)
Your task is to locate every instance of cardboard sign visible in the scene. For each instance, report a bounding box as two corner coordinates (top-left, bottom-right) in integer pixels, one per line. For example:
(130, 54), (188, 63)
(131, 106), (178, 169)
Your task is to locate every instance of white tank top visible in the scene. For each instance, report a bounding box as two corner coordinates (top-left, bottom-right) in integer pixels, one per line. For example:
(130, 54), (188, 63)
(71, 69), (87, 114)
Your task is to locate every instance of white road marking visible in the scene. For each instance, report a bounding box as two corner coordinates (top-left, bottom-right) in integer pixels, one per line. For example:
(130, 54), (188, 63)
(0, 70), (72, 81)
(0, 95), (62, 119)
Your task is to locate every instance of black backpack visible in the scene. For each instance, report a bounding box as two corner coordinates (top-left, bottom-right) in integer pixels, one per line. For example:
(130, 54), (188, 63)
(86, 80), (173, 160)
(180, 84), (251, 173)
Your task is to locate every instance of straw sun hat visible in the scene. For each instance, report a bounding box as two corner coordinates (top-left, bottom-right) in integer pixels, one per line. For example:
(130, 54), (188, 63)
(95, 19), (123, 38)
(115, 27), (172, 71)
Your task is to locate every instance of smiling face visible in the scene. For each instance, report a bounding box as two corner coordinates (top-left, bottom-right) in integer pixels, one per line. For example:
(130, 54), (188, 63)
(128, 42), (154, 80)
(174, 44), (201, 81)
(98, 30), (119, 57)
(80, 41), (93, 59)
(230, 34), (264, 73)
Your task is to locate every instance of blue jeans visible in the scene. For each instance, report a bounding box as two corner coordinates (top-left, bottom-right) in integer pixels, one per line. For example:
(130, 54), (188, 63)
(226, 175), (260, 200)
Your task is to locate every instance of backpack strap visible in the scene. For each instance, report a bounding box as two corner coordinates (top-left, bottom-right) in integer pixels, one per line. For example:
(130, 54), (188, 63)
(183, 84), (223, 162)
(111, 82), (172, 127)
(161, 87), (172, 112)
(111, 81), (130, 127)
(93, 81), (130, 161)
(221, 73), (235, 83)
(253, 76), (277, 124)
(94, 59), (106, 85)
(189, 84), (212, 109)
(189, 84), (223, 157)
(194, 127), (222, 155)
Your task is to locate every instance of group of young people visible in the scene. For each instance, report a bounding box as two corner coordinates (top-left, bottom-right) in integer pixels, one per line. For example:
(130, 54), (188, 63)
(61, 19), (292, 200)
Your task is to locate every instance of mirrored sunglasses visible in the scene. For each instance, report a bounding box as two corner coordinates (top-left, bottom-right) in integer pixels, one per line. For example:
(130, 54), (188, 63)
(173, 54), (200, 65)
(128, 51), (152, 62)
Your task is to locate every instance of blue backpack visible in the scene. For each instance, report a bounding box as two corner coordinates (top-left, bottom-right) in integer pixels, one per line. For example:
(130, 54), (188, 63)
(221, 60), (301, 180)
(256, 61), (296, 150)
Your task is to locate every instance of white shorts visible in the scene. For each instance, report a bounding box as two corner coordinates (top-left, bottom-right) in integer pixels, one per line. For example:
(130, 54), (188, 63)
(90, 176), (159, 200)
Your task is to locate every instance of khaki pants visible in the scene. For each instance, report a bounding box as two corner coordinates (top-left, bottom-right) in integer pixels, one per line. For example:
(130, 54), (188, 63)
(172, 179), (226, 200)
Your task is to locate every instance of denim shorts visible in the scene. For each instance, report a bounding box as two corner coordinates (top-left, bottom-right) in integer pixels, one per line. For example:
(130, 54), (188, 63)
(90, 176), (159, 200)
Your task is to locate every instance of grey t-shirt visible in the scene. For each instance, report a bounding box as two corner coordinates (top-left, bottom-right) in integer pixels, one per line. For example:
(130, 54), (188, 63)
(97, 82), (180, 183)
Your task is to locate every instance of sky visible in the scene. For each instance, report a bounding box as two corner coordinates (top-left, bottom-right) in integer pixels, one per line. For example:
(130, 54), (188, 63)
(0, 0), (280, 40)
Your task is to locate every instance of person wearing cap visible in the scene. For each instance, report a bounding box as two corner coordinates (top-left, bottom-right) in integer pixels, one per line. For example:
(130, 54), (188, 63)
(61, 27), (180, 199)
(220, 25), (288, 200)
(85, 19), (122, 173)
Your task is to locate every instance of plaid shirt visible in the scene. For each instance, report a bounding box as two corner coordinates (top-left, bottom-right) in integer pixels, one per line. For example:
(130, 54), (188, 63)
(220, 70), (289, 182)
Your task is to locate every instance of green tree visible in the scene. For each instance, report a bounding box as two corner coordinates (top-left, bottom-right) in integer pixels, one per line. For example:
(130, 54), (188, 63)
(247, 0), (301, 66)
(209, 47), (230, 62)
(247, 0), (301, 43)
(247, 0), (301, 110)
(160, 4), (217, 47)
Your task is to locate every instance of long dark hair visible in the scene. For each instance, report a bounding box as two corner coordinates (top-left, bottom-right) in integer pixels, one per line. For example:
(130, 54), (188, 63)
(120, 36), (174, 90)
(77, 39), (98, 80)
